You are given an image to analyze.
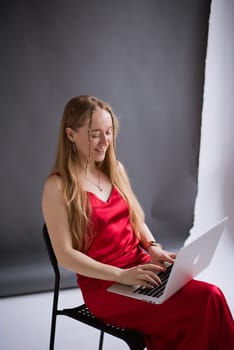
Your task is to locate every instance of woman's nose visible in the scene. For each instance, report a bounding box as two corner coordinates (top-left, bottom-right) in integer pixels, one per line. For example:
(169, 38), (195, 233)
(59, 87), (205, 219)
(100, 133), (108, 145)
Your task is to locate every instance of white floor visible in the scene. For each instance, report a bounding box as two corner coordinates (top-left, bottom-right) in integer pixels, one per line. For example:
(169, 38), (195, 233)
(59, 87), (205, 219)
(1, 270), (233, 350)
(0, 288), (130, 350)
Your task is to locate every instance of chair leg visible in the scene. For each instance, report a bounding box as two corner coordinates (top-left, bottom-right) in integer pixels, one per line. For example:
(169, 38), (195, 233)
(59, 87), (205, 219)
(49, 276), (60, 350)
(98, 330), (104, 350)
(49, 310), (57, 350)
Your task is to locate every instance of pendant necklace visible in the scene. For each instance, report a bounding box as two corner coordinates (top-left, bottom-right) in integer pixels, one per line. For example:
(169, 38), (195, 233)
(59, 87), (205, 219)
(85, 170), (103, 192)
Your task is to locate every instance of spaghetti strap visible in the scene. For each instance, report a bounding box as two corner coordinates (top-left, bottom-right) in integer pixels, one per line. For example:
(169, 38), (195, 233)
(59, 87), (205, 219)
(50, 171), (61, 177)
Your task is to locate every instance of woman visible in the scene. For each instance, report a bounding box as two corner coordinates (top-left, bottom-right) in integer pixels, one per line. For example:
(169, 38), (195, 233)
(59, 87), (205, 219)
(42, 95), (234, 349)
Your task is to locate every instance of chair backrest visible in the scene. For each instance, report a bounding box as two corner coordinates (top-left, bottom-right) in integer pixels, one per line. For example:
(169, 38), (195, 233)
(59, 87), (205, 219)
(42, 223), (146, 350)
(43, 224), (60, 277)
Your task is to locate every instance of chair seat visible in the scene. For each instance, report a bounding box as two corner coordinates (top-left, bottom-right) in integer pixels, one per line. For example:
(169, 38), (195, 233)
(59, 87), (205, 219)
(58, 303), (146, 350)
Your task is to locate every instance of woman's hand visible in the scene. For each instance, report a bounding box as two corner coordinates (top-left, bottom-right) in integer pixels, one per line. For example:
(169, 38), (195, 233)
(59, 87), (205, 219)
(148, 246), (176, 269)
(117, 263), (164, 288)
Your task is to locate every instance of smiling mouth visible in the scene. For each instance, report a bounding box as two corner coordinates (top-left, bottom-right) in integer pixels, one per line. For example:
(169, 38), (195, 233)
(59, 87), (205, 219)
(95, 148), (106, 154)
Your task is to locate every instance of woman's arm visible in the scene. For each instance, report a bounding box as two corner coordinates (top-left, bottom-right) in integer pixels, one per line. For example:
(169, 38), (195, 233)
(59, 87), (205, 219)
(140, 223), (176, 268)
(42, 175), (123, 281)
(41, 176), (163, 287)
(117, 161), (176, 269)
(140, 223), (162, 249)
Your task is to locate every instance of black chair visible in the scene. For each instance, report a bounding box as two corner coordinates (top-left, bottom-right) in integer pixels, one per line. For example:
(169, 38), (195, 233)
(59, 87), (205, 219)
(43, 224), (146, 350)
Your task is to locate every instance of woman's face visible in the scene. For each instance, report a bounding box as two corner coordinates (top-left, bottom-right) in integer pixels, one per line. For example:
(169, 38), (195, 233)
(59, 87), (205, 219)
(66, 107), (113, 165)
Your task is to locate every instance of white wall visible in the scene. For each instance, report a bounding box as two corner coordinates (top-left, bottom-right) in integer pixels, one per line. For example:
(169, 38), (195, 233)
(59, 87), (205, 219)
(185, 0), (234, 314)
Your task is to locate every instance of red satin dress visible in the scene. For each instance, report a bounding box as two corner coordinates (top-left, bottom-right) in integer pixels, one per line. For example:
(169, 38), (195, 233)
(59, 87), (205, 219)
(77, 187), (234, 350)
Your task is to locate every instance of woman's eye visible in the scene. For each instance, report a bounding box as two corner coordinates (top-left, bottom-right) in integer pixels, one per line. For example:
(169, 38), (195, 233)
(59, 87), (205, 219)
(106, 129), (113, 136)
(91, 133), (100, 138)
(91, 130), (112, 138)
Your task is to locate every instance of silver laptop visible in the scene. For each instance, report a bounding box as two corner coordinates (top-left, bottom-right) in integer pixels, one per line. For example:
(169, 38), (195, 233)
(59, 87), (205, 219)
(108, 217), (228, 304)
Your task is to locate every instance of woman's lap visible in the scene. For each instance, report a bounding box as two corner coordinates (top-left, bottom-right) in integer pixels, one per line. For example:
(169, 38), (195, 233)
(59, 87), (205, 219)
(82, 279), (234, 349)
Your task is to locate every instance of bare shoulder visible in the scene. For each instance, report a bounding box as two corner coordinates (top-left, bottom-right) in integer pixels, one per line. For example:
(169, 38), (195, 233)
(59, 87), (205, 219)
(117, 160), (126, 173)
(42, 174), (64, 206)
(116, 160), (128, 177)
(41, 173), (68, 231)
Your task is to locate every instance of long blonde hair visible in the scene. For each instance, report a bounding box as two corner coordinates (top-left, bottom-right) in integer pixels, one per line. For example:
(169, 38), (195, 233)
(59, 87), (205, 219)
(53, 95), (144, 251)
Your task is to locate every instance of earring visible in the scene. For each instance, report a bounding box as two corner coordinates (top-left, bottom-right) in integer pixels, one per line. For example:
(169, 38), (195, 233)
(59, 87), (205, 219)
(87, 143), (92, 161)
(73, 142), (77, 153)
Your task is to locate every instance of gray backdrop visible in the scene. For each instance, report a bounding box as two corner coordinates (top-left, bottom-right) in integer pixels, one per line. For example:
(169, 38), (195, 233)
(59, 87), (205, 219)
(0, 0), (210, 297)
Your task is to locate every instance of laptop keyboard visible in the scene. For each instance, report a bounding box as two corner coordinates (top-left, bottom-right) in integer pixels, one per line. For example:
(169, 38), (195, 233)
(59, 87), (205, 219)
(133, 264), (173, 298)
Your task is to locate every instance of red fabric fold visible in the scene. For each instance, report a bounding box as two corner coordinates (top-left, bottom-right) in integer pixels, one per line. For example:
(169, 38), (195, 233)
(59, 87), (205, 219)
(77, 187), (234, 349)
